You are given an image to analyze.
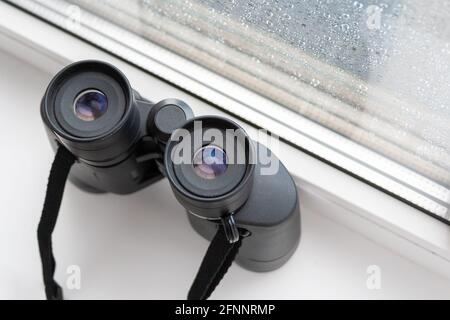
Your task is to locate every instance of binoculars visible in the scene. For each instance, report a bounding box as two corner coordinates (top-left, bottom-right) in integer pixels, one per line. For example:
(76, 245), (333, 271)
(40, 60), (300, 298)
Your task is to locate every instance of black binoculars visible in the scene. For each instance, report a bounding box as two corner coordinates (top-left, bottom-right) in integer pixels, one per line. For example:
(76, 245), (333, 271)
(39, 60), (300, 299)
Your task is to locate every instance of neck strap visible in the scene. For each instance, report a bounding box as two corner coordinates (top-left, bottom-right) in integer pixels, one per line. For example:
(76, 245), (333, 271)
(188, 221), (243, 300)
(37, 145), (75, 300)
(38, 146), (243, 300)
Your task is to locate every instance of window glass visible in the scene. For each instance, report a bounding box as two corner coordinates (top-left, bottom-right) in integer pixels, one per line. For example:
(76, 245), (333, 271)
(9, 0), (450, 221)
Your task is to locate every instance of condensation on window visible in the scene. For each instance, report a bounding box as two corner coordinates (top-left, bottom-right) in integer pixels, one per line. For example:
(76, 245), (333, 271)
(61, 0), (450, 191)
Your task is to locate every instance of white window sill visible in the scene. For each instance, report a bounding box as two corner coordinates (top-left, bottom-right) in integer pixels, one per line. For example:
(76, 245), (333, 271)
(1, 2), (450, 299)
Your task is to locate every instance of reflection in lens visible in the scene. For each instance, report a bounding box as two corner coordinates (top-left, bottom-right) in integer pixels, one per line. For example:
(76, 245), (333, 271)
(74, 89), (108, 121)
(193, 145), (228, 180)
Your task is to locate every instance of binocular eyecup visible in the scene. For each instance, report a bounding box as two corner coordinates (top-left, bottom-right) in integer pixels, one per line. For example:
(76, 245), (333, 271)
(165, 116), (255, 220)
(41, 60), (143, 165)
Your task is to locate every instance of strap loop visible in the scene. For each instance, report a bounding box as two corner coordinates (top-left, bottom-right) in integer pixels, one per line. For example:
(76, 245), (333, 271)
(37, 146), (75, 300)
(221, 215), (240, 244)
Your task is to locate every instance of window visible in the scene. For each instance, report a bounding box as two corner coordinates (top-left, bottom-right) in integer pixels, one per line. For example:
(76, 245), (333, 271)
(7, 0), (450, 222)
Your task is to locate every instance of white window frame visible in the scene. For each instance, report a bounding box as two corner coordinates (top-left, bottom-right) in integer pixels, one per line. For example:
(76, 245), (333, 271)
(1, 1), (449, 279)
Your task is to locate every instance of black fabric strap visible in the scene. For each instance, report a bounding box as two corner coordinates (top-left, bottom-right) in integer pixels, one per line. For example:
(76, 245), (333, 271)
(188, 225), (242, 300)
(37, 146), (75, 300)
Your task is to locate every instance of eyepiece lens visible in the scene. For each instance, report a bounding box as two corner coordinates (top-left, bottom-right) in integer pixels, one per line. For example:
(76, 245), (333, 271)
(193, 145), (228, 180)
(74, 89), (108, 121)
